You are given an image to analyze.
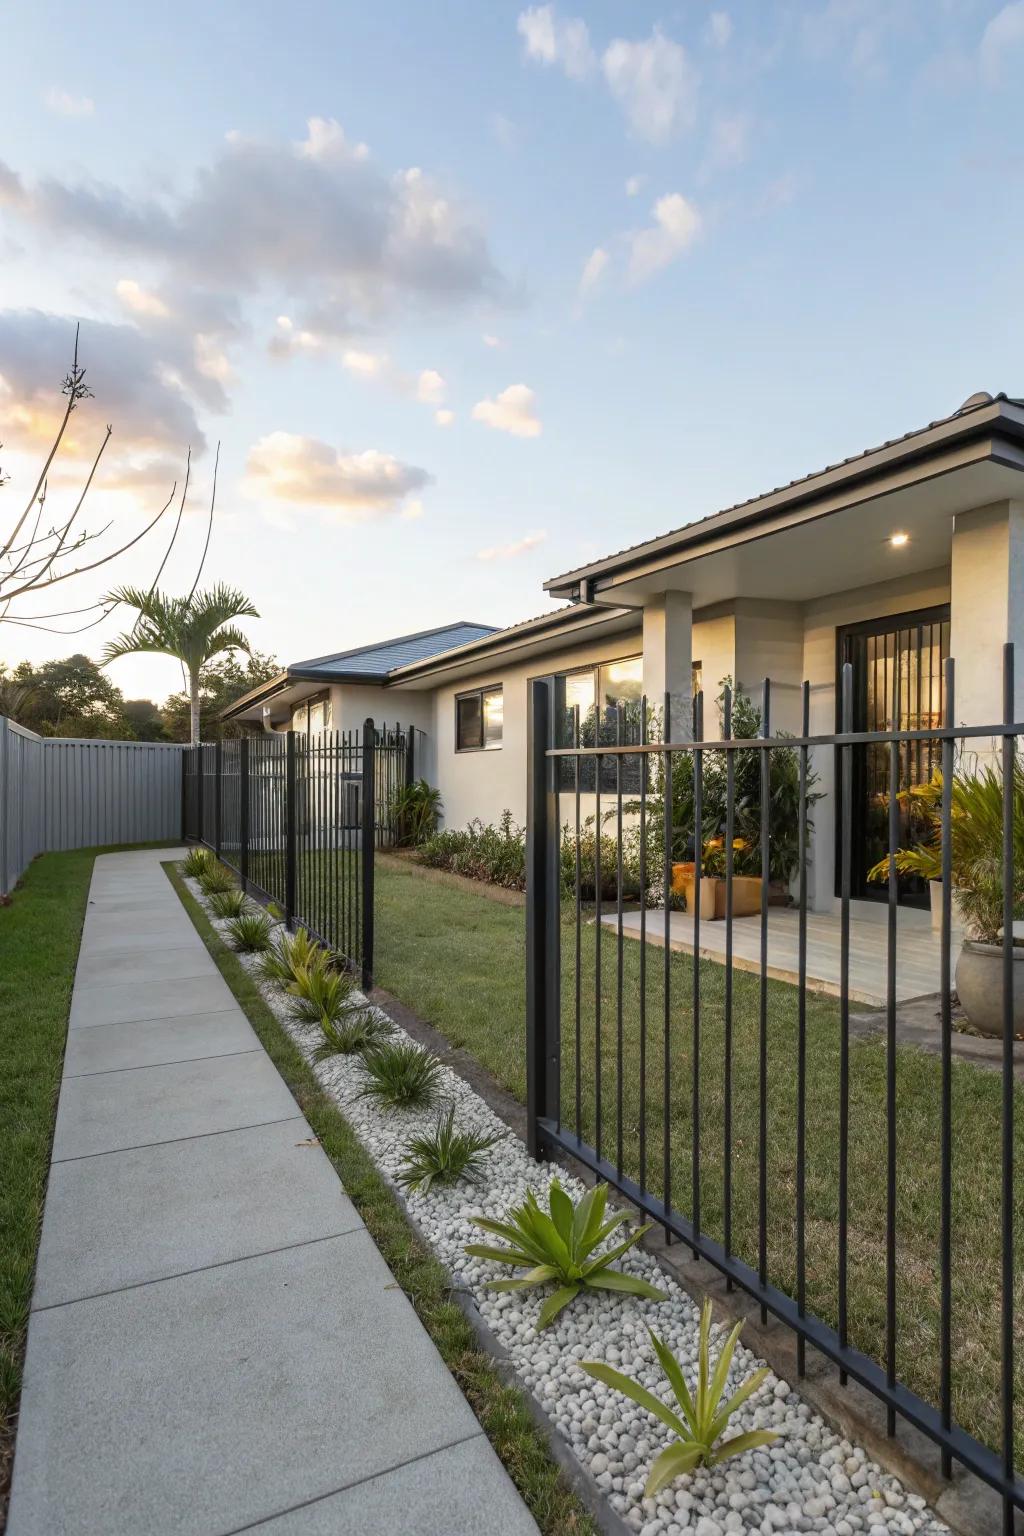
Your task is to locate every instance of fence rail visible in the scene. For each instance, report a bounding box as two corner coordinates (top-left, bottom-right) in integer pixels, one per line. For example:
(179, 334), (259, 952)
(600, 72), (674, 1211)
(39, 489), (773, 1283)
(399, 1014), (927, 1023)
(183, 722), (411, 988)
(526, 644), (1023, 1526)
(0, 716), (185, 896)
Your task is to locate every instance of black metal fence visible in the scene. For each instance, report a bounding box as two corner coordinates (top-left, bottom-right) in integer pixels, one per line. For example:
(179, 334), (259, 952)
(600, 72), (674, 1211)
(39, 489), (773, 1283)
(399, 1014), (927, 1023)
(526, 645), (1023, 1526)
(182, 721), (412, 987)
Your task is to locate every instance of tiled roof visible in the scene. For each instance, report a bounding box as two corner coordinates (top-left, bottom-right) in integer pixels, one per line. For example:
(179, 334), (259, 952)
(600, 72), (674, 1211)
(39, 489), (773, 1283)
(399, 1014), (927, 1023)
(290, 622), (497, 680)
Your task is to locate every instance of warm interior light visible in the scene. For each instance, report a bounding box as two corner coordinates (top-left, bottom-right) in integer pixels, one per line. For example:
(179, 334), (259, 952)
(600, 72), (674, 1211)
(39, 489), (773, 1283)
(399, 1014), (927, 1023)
(890, 531), (909, 547)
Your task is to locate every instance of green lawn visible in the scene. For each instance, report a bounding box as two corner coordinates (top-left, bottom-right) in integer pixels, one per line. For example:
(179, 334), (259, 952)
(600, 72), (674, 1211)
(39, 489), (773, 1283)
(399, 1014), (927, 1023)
(374, 856), (1024, 1467)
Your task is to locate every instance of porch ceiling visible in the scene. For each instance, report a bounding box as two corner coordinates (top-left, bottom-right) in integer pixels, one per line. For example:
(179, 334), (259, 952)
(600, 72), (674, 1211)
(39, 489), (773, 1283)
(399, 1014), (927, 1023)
(576, 457), (1024, 611)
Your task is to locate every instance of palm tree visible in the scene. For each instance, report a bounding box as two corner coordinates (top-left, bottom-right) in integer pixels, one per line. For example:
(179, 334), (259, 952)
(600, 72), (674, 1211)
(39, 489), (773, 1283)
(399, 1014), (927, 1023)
(103, 584), (258, 745)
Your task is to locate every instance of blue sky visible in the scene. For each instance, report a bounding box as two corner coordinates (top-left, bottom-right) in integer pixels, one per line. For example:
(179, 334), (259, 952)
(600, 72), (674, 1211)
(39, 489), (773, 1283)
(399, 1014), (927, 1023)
(2, 0), (1023, 701)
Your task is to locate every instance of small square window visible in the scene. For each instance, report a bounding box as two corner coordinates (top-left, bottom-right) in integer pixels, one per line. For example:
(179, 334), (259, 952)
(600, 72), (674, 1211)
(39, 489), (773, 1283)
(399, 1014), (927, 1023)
(456, 686), (502, 751)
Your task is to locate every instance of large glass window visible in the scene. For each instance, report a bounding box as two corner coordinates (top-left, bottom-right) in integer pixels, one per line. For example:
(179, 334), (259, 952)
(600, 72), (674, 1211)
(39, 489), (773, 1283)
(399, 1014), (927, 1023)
(599, 656), (643, 712)
(456, 685), (503, 751)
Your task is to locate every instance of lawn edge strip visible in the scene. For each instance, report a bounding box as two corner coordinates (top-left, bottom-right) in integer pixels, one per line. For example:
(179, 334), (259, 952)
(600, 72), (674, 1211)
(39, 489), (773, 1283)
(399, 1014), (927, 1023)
(163, 861), (600, 1536)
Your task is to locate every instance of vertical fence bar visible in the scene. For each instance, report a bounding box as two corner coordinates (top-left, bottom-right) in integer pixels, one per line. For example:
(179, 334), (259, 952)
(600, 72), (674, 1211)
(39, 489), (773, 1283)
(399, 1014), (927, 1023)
(758, 678), (771, 1322)
(526, 678), (559, 1160)
(723, 684), (734, 1284)
(196, 739), (205, 847)
(284, 730), (296, 927)
(839, 660), (853, 1381)
(638, 697), (648, 1193)
(574, 705), (582, 1144)
(796, 680), (810, 1376)
(615, 703), (625, 1178)
(239, 737), (250, 892)
(214, 739), (223, 858)
(1001, 643), (1015, 1536)
(692, 688), (703, 1241)
(662, 693), (673, 1240)
(940, 656), (954, 1477)
(885, 655), (900, 1433)
(361, 719), (375, 990)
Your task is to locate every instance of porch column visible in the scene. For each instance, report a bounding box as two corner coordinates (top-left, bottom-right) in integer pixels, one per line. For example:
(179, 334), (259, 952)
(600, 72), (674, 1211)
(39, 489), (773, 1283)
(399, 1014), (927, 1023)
(950, 500), (1024, 731)
(643, 590), (693, 741)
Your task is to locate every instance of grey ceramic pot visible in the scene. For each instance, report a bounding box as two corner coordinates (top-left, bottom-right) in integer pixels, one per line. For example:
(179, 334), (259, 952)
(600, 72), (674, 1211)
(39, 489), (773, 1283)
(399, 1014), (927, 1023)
(955, 940), (1024, 1037)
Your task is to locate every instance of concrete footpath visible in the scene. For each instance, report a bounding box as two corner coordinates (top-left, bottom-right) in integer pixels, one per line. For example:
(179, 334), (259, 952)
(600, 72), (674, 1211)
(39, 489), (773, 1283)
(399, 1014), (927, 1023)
(8, 848), (538, 1536)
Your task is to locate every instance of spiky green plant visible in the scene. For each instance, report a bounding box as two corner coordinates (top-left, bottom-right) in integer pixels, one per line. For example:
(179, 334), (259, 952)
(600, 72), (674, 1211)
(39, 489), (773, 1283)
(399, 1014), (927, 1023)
(182, 846), (213, 879)
(258, 927), (322, 986)
(465, 1180), (666, 1330)
(224, 911), (273, 952)
(208, 888), (247, 919)
(287, 960), (356, 1025)
(317, 1008), (391, 1059)
(398, 1106), (501, 1193)
(198, 862), (236, 896)
(357, 1041), (444, 1110)
(582, 1299), (779, 1494)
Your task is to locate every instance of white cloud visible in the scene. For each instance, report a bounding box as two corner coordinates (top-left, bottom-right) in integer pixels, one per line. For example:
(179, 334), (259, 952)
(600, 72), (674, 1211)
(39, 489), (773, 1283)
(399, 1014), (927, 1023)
(342, 348), (388, 377)
(980, 1), (1024, 84)
(472, 383), (542, 438)
(44, 88), (94, 117)
(435, 408), (455, 427)
(482, 333), (502, 348)
(116, 278), (170, 319)
(602, 29), (698, 143)
(477, 530), (547, 561)
(401, 498), (425, 520)
(517, 5), (595, 78)
(706, 12), (733, 48)
(416, 368), (446, 405)
(801, 0), (899, 81)
(243, 432), (431, 519)
(624, 174), (646, 197)
(578, 246), (609, 298)
(627, 193), (702, 284)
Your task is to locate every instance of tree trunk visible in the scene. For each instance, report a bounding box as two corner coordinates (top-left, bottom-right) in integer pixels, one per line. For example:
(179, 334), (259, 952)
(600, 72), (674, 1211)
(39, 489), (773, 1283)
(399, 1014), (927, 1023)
(189, 671), (201, 747)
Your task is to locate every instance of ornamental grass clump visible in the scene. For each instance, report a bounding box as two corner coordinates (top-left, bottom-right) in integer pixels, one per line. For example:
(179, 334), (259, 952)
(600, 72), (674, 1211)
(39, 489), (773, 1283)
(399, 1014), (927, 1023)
(258, 926), (322, 986)
(398, 1106), (501, 1193)
(182, 846), (213, 879)
(317, 1008), (391, 1060)
(198, 862), (236, 896)
(224, 911), (274, 952)
(357, 1040), (444, 1110)
(465, 1179), (667, 1330)
(208, 888), (247, 919)
(287, 958), (356, 1025)
(582, 1298), (779, 1494)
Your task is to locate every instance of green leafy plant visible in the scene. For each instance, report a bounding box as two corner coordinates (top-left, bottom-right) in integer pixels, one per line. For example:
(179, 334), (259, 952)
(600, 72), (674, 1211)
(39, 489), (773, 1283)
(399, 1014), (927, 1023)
(465, 1180), (667, 1331)
(208, 888), (247, 919)
(317, 1008), (391, 1059)
(182, 846), (213, 879)
(391, 778), (443, 846)
(224, 911), (273, 952)
(258, 926), (322, 986)
(582, 1299), (779, 1494)
(418, 811), (527, 890)
(357, 1040), (444, 1110)
(288, 959), (356, 1025)
(198, 862), (236, 896)
(398, 1106), (501, 1193)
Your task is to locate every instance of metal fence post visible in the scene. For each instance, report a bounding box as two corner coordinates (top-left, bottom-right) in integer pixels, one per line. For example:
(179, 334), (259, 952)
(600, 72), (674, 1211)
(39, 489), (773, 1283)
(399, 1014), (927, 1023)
(361, 718), (375, 991)
(214, 739), (223, 858)
(179, 748), (188, 843)
(239, 736), (250, 893)
(196, 743), (205, 847)
(406, 722), (415, 787)
(285, 730), (297, 927)
(526, 677), (560, 1160)
(0, 716), (9, 897)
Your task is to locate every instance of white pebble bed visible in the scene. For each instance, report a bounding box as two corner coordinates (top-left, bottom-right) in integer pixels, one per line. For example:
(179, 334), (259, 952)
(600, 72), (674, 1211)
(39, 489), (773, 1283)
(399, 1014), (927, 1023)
(187, 875), (949, 1536)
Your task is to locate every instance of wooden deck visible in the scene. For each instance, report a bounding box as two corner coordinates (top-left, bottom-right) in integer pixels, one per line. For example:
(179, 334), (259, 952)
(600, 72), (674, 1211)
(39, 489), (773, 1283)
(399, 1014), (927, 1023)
(602, 905), (957, 1006)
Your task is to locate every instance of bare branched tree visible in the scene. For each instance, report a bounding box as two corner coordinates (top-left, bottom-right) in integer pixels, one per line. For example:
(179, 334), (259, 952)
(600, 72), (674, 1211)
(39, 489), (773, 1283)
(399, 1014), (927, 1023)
(0, 326), (189, 634)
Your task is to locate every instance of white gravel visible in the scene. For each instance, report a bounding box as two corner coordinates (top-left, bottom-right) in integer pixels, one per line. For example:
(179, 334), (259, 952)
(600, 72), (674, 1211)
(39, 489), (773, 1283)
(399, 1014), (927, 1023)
(186, 873), (949, 1536)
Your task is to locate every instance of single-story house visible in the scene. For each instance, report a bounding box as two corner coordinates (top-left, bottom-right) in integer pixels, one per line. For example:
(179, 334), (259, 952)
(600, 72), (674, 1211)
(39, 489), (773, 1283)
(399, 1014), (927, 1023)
(224, 388), (1024, 917)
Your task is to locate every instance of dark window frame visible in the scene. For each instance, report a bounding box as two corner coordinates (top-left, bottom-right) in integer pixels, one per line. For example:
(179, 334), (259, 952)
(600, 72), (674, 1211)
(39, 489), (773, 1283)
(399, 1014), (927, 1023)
(455, 683), (503, 753)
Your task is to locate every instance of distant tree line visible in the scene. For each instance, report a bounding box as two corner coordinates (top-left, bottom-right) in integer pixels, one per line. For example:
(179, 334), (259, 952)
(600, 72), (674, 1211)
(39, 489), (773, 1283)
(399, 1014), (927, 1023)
(0, 649), (279, 742)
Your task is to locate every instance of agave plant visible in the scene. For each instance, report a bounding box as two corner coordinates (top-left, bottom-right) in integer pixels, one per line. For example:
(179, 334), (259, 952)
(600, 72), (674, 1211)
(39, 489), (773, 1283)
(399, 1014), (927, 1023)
(398, 1106), (501, 1193)
(225, 911), (274, 952)
(317, 1008), (391, 1059)
(182, 846), (213, 879)
(287, 959), (356, 1025)
(465, 1180), (667, 1330)
(208, 888), (247, 919)
(258, 927), (323, 986)
(198, 862), (236, 896)
(582, 1299), (779, 1494)
(357, 1040), (444, 1110)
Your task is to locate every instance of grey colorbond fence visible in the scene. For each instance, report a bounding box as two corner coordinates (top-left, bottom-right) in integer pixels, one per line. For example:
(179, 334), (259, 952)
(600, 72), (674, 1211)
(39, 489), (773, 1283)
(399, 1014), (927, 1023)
(0, 715), (186, 896)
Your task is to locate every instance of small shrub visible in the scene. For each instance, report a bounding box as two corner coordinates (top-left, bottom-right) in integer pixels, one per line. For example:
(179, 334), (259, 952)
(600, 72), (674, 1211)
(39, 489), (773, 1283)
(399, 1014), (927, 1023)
(208, 888), (247, 919)
(199, 862), (236, 896)
(287, 960), (356, 1026)
(317, 1008), (391, 1059)
(398, 1105), (500, 1193)
(357, 1040), (444, 1110)
(224, 911), (273, 952)
(582, 1299), (779, 1494)
(183, 846), (213, 879)
(391, 779), (443, 846)
(258, 927), (322, 986)
(465, 1179), (666, 1330)
(418, 810), (527, 890)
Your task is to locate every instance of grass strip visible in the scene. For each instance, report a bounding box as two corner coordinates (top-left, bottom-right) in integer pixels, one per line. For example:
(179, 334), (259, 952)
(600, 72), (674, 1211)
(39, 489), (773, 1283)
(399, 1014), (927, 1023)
(165, 862), (597, 1536)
